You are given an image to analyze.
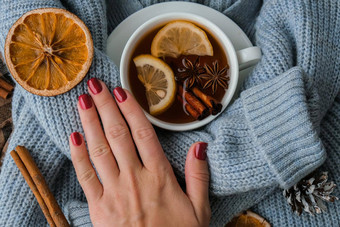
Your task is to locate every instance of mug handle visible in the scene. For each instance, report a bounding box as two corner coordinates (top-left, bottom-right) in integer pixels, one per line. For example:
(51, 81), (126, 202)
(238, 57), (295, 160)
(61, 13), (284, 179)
(236, 46), (261, 71)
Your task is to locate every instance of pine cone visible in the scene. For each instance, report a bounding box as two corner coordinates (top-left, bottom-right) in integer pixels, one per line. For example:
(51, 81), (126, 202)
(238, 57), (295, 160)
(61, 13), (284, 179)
(283, 172), (338, 215)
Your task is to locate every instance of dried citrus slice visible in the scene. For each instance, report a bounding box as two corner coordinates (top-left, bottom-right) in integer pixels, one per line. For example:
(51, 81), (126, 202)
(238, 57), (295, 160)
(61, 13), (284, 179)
(151, 20), (213, 58)
(5, 8), (93, 96)
(225, 211), (270, 227)
(133, 54), (176, 115)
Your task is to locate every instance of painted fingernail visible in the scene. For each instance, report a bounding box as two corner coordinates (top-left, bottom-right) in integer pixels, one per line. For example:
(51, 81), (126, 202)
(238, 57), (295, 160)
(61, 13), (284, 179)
(195, 142), (207, 160)
(113, 87), (127, 103)
(79, 94), (92, 110)
(71, 132), (82, 146)
(87, 78), (102, 95)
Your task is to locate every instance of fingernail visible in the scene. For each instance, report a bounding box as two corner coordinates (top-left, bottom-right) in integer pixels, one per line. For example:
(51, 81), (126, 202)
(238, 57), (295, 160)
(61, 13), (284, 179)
(195, 142), (207, 160)
(71, 132), (82, 146)
(113, 87), (127, 103)
(79, 94), (92, 110)
(87, 78), (102, 95)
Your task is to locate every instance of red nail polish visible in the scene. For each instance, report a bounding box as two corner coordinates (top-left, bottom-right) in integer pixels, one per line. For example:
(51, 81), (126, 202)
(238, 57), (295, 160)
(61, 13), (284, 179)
(195, 142), (207, 160)
(113, 87), (127, 103)
(71, 132), (82, 146)
(87, 78), (102, 95)
(79, 94), (92, 110)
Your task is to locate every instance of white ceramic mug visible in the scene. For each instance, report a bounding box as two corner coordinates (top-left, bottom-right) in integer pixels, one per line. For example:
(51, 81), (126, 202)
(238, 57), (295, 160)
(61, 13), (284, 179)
(120, 12), (261, 131)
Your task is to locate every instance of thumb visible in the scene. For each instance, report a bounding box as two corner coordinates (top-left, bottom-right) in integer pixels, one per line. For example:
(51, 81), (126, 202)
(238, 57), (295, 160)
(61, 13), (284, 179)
(185, 142), (211, 225)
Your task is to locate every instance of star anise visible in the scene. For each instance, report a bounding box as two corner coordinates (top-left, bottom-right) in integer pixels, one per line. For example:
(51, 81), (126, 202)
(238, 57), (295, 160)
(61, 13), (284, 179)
(176, 57), (205, 89)
(201, 60), (229, 94)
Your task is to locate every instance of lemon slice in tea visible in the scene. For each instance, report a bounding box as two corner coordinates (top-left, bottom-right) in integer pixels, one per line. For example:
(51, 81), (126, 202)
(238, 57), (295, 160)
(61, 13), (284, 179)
(133, 54), (176, 116)
(5, 8), (93, 96)
(151, 20), (213, 58)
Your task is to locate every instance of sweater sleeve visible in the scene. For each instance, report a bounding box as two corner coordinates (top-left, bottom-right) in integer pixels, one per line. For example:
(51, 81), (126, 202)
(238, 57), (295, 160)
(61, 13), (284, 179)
(240, 67), (325, 189)
(156, 67), (326, 196)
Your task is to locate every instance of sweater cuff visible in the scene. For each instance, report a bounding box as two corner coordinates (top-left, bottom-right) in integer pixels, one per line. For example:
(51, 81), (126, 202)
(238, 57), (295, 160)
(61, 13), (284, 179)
(64, 201), (92, 227)
(241, 67), (326, 189)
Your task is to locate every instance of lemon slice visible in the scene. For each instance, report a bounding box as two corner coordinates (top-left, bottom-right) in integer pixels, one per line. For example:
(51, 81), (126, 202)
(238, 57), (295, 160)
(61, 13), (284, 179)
(133, 54), (176, 115)
(151, 20), (213, 58)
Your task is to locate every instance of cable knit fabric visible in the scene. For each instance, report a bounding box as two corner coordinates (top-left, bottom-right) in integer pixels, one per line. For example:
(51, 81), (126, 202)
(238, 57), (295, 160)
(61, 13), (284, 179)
(0, 0), (339, 226)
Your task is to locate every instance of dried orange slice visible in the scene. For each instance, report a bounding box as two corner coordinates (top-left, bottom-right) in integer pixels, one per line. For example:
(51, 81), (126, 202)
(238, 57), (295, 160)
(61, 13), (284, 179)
(225, 211), (270, 227)
(5, 8), (93, 96)
(133, 54), (176, 116)
(151, 20), (213, 58)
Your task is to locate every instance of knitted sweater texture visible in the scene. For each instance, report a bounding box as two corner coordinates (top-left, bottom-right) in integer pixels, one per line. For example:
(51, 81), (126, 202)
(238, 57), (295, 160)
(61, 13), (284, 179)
(0, 0), (339, 226)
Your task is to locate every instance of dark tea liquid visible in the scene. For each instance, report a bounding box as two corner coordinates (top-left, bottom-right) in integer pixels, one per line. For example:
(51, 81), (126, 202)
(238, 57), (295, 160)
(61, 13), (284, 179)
(128, 21), (229, 123)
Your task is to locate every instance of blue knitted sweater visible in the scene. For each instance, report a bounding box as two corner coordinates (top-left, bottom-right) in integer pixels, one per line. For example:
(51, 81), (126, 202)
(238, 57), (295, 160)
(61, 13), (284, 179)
(0, 0), (339, 226)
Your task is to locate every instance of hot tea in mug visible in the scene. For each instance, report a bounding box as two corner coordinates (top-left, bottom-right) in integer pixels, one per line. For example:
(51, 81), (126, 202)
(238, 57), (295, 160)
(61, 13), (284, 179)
(128, 20), (229, 124)
(119, 12), (261, 131)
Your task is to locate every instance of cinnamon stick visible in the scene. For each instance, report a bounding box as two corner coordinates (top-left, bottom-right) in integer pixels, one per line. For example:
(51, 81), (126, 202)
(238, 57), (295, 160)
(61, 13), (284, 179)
(11, 146), (69, 227)
(178, 85), (209, 118)
(177, 94), (201, 120)
(0, 87), (10, 99)
(0, 77), (14, 92)
(10, 150), (56, 227)
(192, 87), (222, 115)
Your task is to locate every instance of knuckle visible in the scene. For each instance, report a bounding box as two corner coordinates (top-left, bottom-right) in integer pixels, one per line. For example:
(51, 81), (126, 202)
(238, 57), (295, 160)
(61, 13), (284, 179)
(81, 114), (96, 125)
(123, 109), (135, 119)
(142, 168), (168, 190)
(161, 162), (172, 172)
(154, 163), (172, 177)
(73, 153), (87, 164)
(91, 144), (111, 158)
(110, 191), (127, 209)
(79, 169), (96, 184)
(90, 203), (117, 222)
(127, 172), (139, 186)
(124, 171), (140, 192)
(106, 123), (130, 140)
(152, 173), (167, 189)
(134, 127), (155, 142)
(188, 171), (210, 183)
(95, 97), (112, 110)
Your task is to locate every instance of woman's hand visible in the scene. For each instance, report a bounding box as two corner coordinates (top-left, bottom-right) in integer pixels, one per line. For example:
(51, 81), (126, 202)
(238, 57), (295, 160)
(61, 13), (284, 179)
(69, 78), (211, 227)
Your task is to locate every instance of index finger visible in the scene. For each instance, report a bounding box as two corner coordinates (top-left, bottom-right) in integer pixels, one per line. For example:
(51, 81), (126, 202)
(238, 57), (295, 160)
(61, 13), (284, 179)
(113, 87), (171, 172)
